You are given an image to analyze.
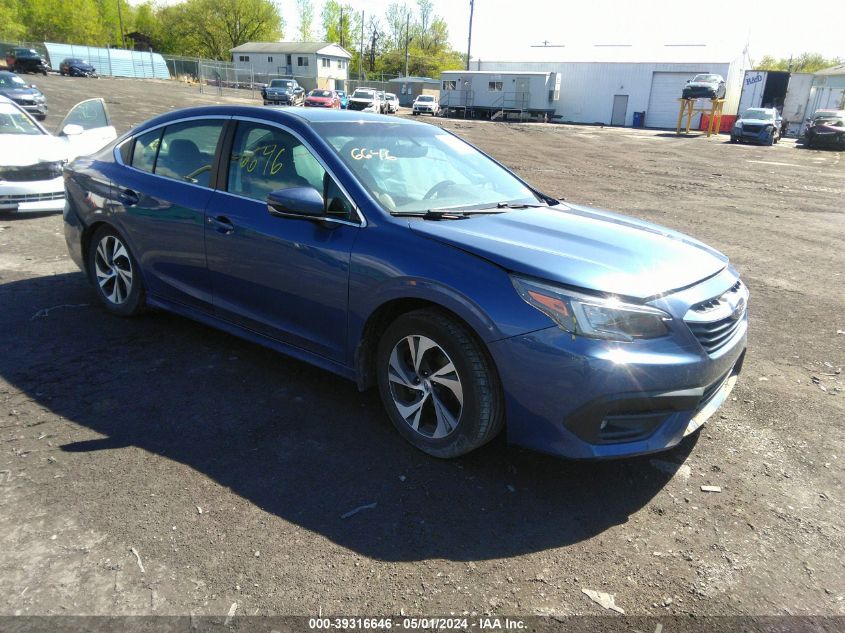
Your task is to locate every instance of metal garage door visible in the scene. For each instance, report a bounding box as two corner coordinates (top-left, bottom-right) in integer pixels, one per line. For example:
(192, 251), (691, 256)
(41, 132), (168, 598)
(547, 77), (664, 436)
(646, 71), (701, 129)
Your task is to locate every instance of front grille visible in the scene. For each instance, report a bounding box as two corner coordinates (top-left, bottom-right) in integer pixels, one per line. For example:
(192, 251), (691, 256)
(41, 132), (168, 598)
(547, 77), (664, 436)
(687, 316), (743, 354)
(347, 101), (370, 111)
(0, 191), (64, 204)
(685, 280), (747, 355)
(0, 162), (64, 182)
(742, 124), (763, 134)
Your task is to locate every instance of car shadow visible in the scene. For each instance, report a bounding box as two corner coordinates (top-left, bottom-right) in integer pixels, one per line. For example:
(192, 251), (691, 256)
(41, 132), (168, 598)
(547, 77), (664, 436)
(1, 272), (696, 562)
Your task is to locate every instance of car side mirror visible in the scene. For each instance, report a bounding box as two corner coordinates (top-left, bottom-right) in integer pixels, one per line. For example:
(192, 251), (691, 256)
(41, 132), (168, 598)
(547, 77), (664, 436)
(30, 84), (37, 89)
(267, 187), (325, 217)
(62, 124), (85, 136)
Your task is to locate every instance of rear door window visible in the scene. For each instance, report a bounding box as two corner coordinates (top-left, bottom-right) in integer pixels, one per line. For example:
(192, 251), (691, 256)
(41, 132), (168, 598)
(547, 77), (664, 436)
(154, 120), (225, 187)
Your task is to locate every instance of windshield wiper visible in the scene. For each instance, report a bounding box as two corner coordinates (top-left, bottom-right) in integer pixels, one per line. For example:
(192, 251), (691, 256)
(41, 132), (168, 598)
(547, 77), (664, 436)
(395, 209), (504, 220)
(494, 202), (546, 209)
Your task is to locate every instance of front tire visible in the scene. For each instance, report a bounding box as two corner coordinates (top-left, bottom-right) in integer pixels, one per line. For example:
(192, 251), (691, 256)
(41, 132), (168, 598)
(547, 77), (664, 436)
(87, 226), (145, 317)
(376, 309), (504, 458)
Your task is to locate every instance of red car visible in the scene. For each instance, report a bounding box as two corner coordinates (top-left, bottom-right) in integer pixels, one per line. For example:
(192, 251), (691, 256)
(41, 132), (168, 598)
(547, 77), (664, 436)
(304, 89), (341, 109)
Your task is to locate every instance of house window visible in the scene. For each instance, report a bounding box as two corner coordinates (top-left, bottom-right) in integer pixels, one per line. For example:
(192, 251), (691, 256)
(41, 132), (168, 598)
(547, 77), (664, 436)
(488, 81), (503, 92)
(268, 56), (273, 63)
(239, 55), (250, 62)
(443, 80), (456, 90)
(321, 57), (330, 68)
(298, 56), (309, 67)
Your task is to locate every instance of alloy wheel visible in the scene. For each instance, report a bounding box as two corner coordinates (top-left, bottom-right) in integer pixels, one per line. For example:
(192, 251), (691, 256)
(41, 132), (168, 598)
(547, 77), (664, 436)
(387, 335), (464, 439)
(94, 235), (134, 305)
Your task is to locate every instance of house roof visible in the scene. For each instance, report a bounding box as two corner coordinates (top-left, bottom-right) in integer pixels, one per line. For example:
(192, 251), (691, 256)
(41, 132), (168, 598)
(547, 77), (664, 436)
(815, 64), (845, 76)
(230, 41), (352, 58)
(389, 76), (439, 84)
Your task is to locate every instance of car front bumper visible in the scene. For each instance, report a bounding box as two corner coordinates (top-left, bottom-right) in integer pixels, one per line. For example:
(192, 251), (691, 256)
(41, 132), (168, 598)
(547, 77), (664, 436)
(414, 106), (436, 113)
(733, 126), (774, 144)
(263, 96), (293, 105)
(488, 270), (748, 459)
(14, 101), (48, 118)
(0, 176), (65, 213)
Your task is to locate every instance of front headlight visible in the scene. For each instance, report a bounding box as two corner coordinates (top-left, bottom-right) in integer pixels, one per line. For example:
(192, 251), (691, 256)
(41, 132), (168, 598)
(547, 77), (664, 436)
(511, 275), (672, 342)
(733, 121), (742, 129)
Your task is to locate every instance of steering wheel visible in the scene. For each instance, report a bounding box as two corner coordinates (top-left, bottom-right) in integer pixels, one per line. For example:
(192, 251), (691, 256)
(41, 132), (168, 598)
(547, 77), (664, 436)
(423, 180), (456, 200)
(185, 164), (212, 183)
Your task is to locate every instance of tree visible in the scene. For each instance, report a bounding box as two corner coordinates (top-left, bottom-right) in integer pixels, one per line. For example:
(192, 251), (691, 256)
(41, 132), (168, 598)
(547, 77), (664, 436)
(18, 0), (102, 44)
(756, 53), (843, 73)
(174, 0), (284, 60)
(0, 0), (26, 40)
(321, 0), (357, 49)
(296, 0), (314, 41)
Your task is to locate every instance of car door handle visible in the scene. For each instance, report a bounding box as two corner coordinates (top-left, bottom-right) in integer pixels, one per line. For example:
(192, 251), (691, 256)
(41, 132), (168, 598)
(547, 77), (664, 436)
(118, 188), (139, 207)
(208, 215), (235, 234)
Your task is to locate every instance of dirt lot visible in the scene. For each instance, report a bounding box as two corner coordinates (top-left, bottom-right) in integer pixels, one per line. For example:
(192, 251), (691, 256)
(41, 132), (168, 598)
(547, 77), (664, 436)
(1, 75), (843, 620)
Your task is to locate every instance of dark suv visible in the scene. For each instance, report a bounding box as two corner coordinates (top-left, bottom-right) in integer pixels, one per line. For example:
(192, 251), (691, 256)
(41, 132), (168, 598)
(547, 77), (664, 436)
(5, 48), (50, 75)
(261, 79), (305, 106)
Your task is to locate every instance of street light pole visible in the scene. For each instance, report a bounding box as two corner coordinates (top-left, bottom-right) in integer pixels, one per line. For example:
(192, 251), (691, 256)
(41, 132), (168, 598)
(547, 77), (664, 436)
(465, 0), (474, 71)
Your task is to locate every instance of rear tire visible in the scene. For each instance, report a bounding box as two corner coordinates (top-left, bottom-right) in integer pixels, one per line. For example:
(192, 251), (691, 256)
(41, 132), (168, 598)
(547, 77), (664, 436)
(87, 226), (145, 317)
(376, 309), (504, 458)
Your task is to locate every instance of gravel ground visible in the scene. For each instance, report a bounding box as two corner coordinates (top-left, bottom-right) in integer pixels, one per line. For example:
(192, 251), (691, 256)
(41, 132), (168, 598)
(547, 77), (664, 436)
(1, 75), (843, 619)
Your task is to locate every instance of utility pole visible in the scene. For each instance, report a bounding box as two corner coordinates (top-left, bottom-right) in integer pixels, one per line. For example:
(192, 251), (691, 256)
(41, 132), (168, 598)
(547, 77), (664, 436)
(116, 0), (127, 49)
(359, 10), (365, 80)
(339, 7), (344, 48)
(465, 0), (474, 71)
(403, 12), (410, 77)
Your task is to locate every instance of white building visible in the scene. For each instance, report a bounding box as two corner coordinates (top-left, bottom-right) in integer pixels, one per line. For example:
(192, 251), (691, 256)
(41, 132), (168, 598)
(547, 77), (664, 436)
(230, 41), (352, 91)
(472, 45), (748, 128)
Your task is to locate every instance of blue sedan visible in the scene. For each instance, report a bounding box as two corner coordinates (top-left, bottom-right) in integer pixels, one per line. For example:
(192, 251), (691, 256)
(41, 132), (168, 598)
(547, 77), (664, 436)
(63, 107), (747, 459)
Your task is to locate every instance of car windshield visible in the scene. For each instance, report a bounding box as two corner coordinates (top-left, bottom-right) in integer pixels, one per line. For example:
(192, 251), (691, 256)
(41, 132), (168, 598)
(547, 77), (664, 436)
(352, 89), (375, 98)
(386, 95), (396, 100)
(417, 95), (434, 102)
(693, 74), (719, 82)
(310, 90), (333, 97)
(336, 91), (346, 96)
(0, 106), (43, 135)
(313, 121), (541, 214)
(742, 109), (774, 120)
(270, 80), (294, 88)
(0, 74), (27, 87)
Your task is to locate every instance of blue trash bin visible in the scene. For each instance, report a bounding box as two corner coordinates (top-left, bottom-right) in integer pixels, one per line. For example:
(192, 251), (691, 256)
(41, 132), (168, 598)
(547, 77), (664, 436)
(633, 111), (646, 128)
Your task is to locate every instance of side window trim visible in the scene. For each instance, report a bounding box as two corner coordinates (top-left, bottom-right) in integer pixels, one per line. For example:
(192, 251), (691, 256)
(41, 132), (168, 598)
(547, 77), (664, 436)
(225, 115), (366, 227)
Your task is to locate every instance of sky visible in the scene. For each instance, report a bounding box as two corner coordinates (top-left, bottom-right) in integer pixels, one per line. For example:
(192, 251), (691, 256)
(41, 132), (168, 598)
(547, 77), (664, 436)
(272, 0), (843, 64)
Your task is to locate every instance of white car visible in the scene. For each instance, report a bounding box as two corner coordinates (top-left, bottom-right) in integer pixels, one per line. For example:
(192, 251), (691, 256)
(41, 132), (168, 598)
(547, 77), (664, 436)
(0, 96), (116, 214)
(384, 92), (399, 114)
(412, 94), (439, 116)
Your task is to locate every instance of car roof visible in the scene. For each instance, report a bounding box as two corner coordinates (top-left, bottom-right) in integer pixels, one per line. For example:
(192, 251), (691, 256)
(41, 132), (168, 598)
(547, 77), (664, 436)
(814, 109), (845, 115)
(126, 105), (427, 136)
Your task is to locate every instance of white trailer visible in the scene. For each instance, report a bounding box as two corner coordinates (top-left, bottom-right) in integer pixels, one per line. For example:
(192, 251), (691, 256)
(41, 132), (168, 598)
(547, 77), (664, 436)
(438, 71), (559, 119)
(737, 70), (814, 136)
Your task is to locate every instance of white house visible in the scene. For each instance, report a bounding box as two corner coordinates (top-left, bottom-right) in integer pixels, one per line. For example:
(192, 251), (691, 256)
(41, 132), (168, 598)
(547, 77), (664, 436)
(473, 45), (749, 128)
(230, 41), (352, 91)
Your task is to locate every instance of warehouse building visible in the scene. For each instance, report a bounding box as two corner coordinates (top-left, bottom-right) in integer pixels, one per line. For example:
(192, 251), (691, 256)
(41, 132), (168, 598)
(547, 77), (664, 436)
(470, 45), (748, 128)
(806, 64), (845, 115)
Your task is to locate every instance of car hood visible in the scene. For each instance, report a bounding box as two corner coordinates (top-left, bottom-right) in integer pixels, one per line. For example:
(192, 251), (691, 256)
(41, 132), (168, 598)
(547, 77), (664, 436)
(739, 118), (774, 125)
(687, 81), (717, 87)
(0, 134), (66, 166)
(71, 63), (94, 70)
(409, 204), (728, 299)
(0, 87), (40, 99)
(266, 88), (293, 94)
